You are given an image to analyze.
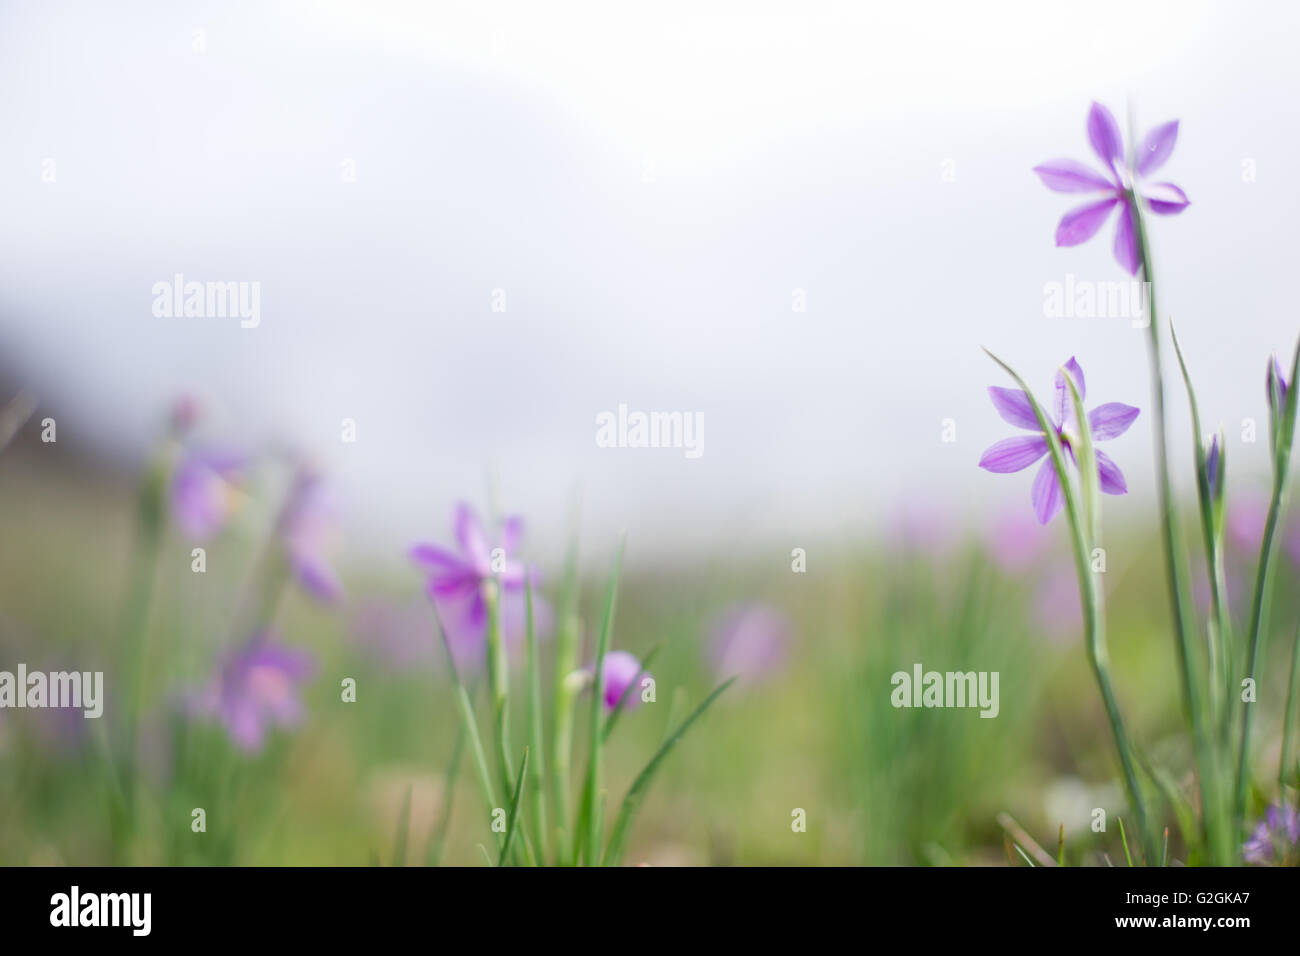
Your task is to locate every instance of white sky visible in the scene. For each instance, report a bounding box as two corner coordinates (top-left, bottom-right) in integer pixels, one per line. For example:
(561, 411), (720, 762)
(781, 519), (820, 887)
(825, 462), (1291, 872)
(2, 1), (1298, 564)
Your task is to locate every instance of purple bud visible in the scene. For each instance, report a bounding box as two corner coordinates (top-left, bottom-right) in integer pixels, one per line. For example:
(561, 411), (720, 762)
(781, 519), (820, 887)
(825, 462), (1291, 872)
(597, 651), (647, 711)
(1205, 434), (1223, 502)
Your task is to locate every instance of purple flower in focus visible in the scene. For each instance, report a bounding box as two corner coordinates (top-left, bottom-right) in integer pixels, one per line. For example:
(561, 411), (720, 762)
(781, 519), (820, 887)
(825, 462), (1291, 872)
(1243, 803), (1299, 865)
(170, 448), (245, 539)
(279, 468), (343, 603)
(1034, 102), (1189, 275)
(979, 358), (1140, 524)
(708, 604), (791, 684)
(190, 632), (315, 752)
(409, 503), (550, 669)
(592, 651), (648, 711)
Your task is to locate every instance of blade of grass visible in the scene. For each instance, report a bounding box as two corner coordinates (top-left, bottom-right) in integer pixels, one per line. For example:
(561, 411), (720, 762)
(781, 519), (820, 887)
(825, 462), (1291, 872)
(524, 571), (549, 863)
(431, 603), (500, 848)
(550, 497), (582, 865)
(602, 676), (736, 867)
(577, 534), (625, 865)
(1117, 816), (1133, 867)
(498, 747), (530, 866)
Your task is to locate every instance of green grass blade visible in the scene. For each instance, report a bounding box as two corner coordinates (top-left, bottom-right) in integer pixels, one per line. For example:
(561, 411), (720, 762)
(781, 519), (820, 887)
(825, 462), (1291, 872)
(498, 747), (530, 866)
(602, 676), (736, 867)
(524, 571), (549, 863)
(578, 534), (625, 864)
(1117, 816), (1133, 867)
(431, 604), (500, 846)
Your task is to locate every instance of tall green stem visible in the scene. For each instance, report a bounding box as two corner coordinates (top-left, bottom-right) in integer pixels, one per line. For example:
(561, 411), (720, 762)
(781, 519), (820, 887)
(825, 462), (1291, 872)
(1126, 191), (1225, 863)
(1279, 619), (1300, 793)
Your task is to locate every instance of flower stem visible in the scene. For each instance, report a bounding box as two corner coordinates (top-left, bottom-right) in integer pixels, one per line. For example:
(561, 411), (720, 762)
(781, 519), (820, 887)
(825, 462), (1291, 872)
(1126, 191), (1226, 863)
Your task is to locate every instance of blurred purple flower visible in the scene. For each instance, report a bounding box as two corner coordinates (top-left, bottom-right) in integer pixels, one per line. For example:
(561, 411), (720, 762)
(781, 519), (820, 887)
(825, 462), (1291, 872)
(349, 599), (437, 672)
(1034, 101), (1189, 274)
(279, 468), (343, 603)
(591, 651), (648, 711)
(189, 631), (315, 752)
(708, 604), (791, 684)
(170, 448), (245, 539)
(1036, 566), (1082, 645)
(1227, 492), (1268, 556)
(979, 358), (1140, 524)
(1243, 803), (1299, 865)
(986, 509), (1050, 573)
(409, 503), (550, 669)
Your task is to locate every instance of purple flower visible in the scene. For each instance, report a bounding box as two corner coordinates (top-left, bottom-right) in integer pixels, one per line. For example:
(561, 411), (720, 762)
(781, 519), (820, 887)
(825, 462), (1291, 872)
(189, 632), (315, 752)
(592, 651), (648, 711)
(279, 468), (343, 603)
(409, 503), (550, 669)
(979, 358), (1140, 524)
(986, 509), (1051, 573)
(170, 448), (245, 540)
(708, 604), (791, 684)
(1243, 803), (1299, 865)
(1034, 102), (1189, 275)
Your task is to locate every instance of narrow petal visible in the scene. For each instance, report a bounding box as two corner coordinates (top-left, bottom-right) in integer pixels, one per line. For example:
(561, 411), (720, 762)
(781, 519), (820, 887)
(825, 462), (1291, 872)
(500, 515), (525, 554)
(1086, 101), (1124, 171)
(1095, 449), (1128, 494)
(1113, 200), (1140, 275)
(454, 502), (491, 568)
(1136, 120), (1179, 177)
(1053, 358), (1087, 426)
(988, 386), (1040, 430)
(1055, 197), (1119, 247)
(979, 435), (1049, 473)
(1143, 182), (1190, 215)
(1032, 158), (1116, 193)
(1031, 457), (1065, 525)
(1088, 402), (1140, 440)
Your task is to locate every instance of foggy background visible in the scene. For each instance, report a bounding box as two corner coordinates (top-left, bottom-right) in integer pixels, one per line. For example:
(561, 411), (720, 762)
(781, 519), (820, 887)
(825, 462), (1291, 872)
(2, 0), (1298, 563)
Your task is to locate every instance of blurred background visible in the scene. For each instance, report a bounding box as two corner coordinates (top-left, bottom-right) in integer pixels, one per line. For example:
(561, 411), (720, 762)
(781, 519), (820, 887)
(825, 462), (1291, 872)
(2, 0), (1299, 865)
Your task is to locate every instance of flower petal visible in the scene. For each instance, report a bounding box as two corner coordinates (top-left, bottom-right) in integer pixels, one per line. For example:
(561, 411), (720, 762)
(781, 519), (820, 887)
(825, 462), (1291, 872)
(1143, 182), (1190, 215)
(1031, 457), (1065, 525)
(1055, 197), (1119, 247)
(1087, 101), (1124, 171)
(1095, 449), (1128, 495)
(1136, 120), (1179, 177)
(409, 544), (477, 597)
(988, 386), (1040, 430)
(454, 502), (491, 568)
(979, 435), (1049, 473)
(1088, 402), (1140, 440)
(1032, 158), (1116, 193)
(1053, 358), (1086, 426)
(1113, 200), (1140, 275)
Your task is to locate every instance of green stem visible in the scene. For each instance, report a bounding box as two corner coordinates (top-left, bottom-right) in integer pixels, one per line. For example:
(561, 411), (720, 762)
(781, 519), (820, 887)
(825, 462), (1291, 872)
(1126, 191), (1223, 863)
